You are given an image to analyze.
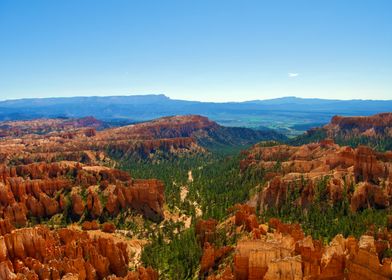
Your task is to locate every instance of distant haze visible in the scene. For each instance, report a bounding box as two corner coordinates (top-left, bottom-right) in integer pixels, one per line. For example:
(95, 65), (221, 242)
(1, 94), (392, 136)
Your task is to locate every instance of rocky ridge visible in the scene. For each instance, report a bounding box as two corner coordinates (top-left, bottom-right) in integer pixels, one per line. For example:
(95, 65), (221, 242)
(0, 225), (158, 280)
(0, 161), (165, 225)
(0, 116), (210, 165)
(0, 117), (104, 138)
(199, 204), (392, 280)
(291, 113), (392, 151)
(240, 140), (392, 212)
(325, 113), (392, 138)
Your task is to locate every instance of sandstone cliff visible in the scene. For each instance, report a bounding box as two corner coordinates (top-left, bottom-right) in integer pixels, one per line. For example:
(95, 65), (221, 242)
(0, 225), (158, 280)
(241, 141), (392, 213)
(203, 205), (392, 280)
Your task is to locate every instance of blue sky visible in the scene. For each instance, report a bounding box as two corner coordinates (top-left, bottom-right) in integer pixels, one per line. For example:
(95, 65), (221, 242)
(0, 0), (391, 101)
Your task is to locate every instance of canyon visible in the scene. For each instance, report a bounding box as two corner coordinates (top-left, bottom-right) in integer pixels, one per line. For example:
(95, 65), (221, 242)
(0, 115), (276, 279)
(1, 113), (392, 279)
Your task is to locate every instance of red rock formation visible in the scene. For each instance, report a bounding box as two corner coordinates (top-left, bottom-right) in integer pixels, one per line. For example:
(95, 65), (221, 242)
(326, 113), (392, 138)
(0, 115), (230, 279)
(71, 193), (85, 216)
(100, 115), (218, 141)
(269, 218), (304, 242)
(101, 222), (116, 233)
(200, 243), (217, 276)
(354, 145), (388, 184)
(0, 225), (157, 279)
(86, 190), (103, 219)
(0, 116), (103, 138)
(0, 161), (165, 229)
(346, 235), (392, 280)
(231, 204), (261, 233)
(241, 142), (392, 213)
(221, 213), (392, 280)
(196, 218), (235, 278)
(81, 220), (100, 231)
(0, 219), (14, 236)
(200, 243), (233, 276)
(350, 182), (389, 211)
(231, 219), (347, 280)
(234, 236), (299, 280)
(0, 115), (212, 167)
(126, 179), (165, 222)
(196, 219), (218, 244)
(0, 261), (16, 280)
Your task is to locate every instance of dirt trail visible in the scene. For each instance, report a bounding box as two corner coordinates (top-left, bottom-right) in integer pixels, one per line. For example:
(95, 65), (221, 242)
(188, 170), (193, 182)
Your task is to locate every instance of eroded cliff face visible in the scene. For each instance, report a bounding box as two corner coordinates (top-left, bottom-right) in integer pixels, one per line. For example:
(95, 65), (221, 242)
(0, 116), (213, 165)
(325, 113), (392, 138)
(0, 161), (165, 224)
(0, 116), (218, 231)
(0, 116), (187, 279)
(0, 116), (104, 138)
(3, 114), (392, 279)
(240, 141), (392, 213)
(99, 115), (219, 140)
(0, 225), (158, 280)
(0, 115), (231, 279)
(290, 113), (392, 152)
(201, 205), (392, 280)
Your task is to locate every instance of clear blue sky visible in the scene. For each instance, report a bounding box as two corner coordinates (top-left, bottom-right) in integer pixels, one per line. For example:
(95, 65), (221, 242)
(0, 0), (391, 101)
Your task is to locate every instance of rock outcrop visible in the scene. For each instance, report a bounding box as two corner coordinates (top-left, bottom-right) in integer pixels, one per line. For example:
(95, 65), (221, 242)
(200, 242), (233, 276)
(232, 218), (392, 280)
(241, 141), (392, 213)
(201, 204), (392, 280)
(0, 162), (165, 225)
(326, 113), (392, 138)
(0, 226), (157, 280)
(292, 113), (392, 150)
(0, 116), (103, 138)
(0, 115), (214, 166)
(346, 235), (392, 280)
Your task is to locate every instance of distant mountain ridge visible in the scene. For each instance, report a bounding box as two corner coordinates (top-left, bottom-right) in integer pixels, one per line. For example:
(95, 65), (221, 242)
(1, 94), (392, 135)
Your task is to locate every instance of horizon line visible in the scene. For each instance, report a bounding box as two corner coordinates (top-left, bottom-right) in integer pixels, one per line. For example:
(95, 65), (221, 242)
(1, 93), (392, 103)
